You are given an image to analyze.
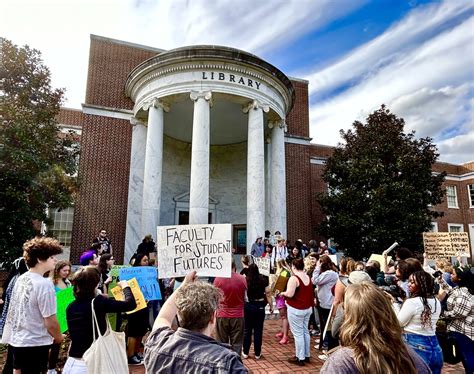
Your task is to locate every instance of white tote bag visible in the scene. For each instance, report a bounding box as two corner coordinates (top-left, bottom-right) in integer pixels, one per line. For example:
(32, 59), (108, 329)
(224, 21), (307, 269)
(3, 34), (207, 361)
(83, 298), (129, 374)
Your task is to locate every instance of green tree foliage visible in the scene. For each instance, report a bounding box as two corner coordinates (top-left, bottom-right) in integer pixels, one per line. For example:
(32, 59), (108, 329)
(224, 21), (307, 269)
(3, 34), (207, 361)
(317, 105), (445, 259)
(0, 38), (79, 265)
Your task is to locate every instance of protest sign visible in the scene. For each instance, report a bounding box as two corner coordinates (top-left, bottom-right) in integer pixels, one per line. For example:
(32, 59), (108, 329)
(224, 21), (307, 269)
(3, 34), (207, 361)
(119, 266), (161, 300)
(111, 278), (147, 314)
(273, 269), (291, 293)
(423, 232), (470, 259)
(252, 256), (270, 276)
(56, 287), (75, 333)
(108, 265), (131, 297)
(329, 255), (338, 266)
(157, 223), (232, 278)
(368, 254), (392, 268)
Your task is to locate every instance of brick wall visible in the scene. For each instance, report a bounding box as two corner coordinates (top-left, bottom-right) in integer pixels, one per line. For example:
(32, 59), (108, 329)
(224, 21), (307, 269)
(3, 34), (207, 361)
(69, 114), (132, 264)
(57, 108), (83, 126)
(286, 80), (309, 138)
(85, 36), (159, 109)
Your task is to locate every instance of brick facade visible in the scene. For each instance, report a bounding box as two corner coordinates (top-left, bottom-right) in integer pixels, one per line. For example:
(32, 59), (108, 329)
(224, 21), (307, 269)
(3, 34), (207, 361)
(56, 35), (473, 262)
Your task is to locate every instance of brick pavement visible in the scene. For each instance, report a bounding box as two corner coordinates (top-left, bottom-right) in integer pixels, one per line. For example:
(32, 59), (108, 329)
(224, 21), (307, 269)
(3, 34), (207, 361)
(129, 317), (465, 373)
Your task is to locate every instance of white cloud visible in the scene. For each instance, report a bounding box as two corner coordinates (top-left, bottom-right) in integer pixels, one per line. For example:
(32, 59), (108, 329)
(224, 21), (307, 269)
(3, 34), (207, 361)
(308, 9), (474, 163)
(306, 0), (473, 97)
(0, 0), (366, 108)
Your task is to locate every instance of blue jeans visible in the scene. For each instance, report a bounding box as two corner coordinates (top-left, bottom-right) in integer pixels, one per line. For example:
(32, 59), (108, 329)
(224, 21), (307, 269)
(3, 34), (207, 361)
(403, 333), (443, 374)
(287, 305), (312, 360)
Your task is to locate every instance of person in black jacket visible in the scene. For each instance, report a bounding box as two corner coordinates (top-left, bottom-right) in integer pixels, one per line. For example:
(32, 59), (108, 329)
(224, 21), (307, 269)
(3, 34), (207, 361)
(64, 266), (136, 372)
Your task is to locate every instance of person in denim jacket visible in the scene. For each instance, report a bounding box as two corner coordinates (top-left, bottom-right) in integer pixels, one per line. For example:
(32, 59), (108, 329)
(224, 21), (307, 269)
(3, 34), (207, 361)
(144, 271), (248, 373)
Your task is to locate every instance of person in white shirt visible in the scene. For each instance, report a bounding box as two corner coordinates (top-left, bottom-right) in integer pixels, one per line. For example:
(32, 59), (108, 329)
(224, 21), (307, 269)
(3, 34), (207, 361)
(271, 238), (288, 272)
(391, 270), (443, 374)
(1, 237), (64, 374)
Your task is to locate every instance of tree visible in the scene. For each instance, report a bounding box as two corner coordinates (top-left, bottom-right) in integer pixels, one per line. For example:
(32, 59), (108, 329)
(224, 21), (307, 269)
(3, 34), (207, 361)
(0, 38), (79, 265)
(317, 105), (445, 259)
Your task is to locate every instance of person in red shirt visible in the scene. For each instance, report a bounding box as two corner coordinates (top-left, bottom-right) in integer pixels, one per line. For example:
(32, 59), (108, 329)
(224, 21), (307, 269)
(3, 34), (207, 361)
(213, 261), (247, 356)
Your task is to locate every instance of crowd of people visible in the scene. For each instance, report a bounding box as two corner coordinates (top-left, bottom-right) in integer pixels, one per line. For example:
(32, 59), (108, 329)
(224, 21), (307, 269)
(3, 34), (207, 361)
(0, 231), (473, 374)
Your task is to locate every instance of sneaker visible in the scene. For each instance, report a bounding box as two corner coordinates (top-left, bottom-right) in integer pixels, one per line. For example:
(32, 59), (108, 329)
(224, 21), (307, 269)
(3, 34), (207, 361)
(305, 357), (311, 363)
(287, 357), (305, 366)
(275, 332), (284, 339)
(242, 351), (249, 359)
(128, 355), (142, 366)
(135, 352), (144, 360)
(255, 355), (262, 360)
(310, 329), (320, 336)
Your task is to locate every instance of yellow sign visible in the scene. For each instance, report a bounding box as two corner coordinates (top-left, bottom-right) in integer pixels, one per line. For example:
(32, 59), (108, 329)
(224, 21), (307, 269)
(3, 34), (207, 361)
(368, 254), (392, 268)
(111, 278), (147, 314)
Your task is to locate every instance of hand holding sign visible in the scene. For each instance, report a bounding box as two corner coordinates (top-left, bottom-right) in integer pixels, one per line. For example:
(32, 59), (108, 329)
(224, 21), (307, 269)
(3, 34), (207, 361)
(111, 278), (147, 314)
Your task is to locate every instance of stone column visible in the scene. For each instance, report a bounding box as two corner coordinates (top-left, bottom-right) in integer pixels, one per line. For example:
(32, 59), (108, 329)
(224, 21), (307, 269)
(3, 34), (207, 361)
(189, 91), (212, 224)
(124, 118), (147, 262)
(243, 100), (269, 253)
(270, 119), (287, 238)
(141, 98), (169, 239)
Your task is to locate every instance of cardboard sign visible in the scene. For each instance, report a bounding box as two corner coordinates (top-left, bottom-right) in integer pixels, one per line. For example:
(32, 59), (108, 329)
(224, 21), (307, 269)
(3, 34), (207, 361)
(253, 256), (270, 276)
(110, 278), (147, 314)
(273, 269), (291, 293)
(119, 266), (161, 300)
(368, 254), (392, 268)
(107, 265), (131, 297)
(329, 255), (338, 266)
(423, 232), (470, 259)
(56, 287), (75, 333)
(157, 224), (232, 278)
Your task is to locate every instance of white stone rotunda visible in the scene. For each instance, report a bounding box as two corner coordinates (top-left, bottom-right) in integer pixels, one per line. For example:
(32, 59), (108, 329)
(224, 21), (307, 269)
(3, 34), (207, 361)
(124, 46), (295, 261)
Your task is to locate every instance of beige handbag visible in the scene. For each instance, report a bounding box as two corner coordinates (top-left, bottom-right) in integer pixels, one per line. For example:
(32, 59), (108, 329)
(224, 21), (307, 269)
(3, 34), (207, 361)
(83, 298), (129, 373)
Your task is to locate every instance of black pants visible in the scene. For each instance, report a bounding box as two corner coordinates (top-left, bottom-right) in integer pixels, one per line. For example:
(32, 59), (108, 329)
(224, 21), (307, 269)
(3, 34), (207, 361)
(243, 301), (266, 356)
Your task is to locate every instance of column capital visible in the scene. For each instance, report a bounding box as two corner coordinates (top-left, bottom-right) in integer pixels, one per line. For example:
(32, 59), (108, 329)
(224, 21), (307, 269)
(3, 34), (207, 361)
(242, 100), (270, 114)
(143, 98), (170, 112)
(267, 119), (285, 129)
(190, 90), (212, 102)
(130, 116), (146, 127)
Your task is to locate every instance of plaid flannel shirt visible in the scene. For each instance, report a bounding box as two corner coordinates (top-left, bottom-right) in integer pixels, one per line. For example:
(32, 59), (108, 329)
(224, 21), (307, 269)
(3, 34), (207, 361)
(439, 278), (474, 340)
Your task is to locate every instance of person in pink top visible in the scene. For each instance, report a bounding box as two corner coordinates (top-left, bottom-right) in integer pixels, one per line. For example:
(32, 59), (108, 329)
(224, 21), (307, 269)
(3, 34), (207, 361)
(213, 260), (247, 356)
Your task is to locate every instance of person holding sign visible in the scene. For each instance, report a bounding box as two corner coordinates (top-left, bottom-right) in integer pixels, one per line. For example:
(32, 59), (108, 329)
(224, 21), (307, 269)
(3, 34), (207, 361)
(144, 271), (247, 373)
(126, 253), (151, 365)
(64, 266), (136, 373)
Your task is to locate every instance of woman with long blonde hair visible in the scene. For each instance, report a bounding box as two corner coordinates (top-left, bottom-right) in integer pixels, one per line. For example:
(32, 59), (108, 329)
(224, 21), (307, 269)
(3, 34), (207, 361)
(321, 282), (430, 374)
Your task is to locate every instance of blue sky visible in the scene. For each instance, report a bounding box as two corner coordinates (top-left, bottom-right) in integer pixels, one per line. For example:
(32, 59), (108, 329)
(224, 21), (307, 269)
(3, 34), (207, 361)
(1, 0), (473, 163)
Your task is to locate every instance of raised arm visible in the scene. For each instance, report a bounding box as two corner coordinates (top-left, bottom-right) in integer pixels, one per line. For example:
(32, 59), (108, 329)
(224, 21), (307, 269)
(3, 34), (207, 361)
(152, 271), (197, 330)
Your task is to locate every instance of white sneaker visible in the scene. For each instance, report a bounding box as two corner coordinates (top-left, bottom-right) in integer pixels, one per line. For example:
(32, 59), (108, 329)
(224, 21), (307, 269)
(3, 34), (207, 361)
(318, 353), (328, 361)
(242, 352), (249, 359)
(255, 355), (262, 360)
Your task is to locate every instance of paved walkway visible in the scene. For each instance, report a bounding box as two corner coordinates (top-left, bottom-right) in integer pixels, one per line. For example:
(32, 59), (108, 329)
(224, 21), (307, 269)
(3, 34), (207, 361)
(129, 318), (465, 373)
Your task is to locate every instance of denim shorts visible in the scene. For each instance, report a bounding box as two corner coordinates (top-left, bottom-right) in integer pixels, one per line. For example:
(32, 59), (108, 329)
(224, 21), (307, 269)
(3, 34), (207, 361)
(403, 333), (443, 374)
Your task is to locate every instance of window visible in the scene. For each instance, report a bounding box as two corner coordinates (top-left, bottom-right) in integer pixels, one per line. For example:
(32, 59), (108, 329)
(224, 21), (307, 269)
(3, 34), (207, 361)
(49, 207), (74, 249)
(446, 185), (458, 208)
(448, 223), (463, 233)
(430, 222), (438, 232)
(468, 184), (474, 208)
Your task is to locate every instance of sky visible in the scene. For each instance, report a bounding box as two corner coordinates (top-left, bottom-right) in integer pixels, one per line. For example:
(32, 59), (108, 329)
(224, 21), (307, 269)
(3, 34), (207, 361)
(1, 0), (473, 164)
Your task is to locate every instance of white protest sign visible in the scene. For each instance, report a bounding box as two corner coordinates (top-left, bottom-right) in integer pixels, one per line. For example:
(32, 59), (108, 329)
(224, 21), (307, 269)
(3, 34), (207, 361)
(252, 256), (270, 276)
(329, 255), (338, 266)
(157, 224), (232, 278)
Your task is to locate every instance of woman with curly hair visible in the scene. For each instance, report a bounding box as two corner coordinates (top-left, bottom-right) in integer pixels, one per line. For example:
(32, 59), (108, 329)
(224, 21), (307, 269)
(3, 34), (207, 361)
(391, 270), (443, 374)
(321, 282), (430, 374)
